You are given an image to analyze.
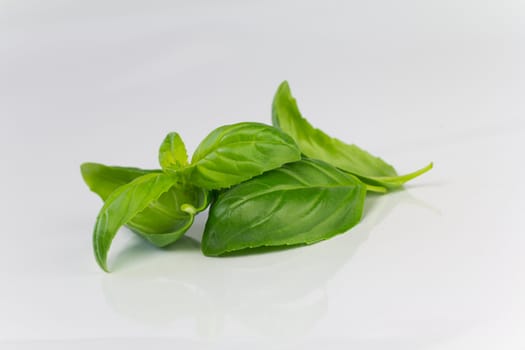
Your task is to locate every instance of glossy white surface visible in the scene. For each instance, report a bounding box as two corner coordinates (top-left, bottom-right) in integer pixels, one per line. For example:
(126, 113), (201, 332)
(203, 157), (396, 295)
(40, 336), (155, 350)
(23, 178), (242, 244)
(1, 1), (524, 349)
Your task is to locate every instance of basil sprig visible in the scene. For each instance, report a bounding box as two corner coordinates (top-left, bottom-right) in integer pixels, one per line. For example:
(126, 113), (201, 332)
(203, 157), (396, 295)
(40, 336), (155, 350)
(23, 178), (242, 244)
(81, 83), (432, 272)
(82, 122), (300, 271)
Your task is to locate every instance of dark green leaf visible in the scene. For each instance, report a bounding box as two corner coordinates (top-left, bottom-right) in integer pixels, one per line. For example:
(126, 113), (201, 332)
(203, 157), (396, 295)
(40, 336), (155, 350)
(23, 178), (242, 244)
(202, 158), (366, 256)
(272, 81), (432, 189)
(158, 132), (188, 172)
(185, 122), (301, 190)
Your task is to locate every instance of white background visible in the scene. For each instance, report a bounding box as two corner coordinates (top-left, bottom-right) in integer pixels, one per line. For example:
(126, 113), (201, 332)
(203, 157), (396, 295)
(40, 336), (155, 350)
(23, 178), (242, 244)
(1, 1), (524, 349)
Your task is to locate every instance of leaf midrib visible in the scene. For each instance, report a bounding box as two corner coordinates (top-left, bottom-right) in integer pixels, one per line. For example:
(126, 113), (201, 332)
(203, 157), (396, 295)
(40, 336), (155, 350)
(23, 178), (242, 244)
(192, 140), (293, 165)
(227, 182), (357, 210)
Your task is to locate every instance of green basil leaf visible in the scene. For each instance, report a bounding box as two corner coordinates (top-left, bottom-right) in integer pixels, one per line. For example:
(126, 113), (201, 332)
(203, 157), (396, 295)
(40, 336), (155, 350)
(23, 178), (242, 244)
(93, 173), (178, 272)
(202, 158), (366, 256)
(80, 162), (159, 200)
(158, 132), (188, 172)
(272, 81), (432, 189)
(185, 122), (301, 190)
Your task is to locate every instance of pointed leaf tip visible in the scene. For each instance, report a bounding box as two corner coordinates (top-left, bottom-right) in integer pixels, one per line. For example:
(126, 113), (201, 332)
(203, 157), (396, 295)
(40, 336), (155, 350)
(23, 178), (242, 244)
(158, 132), (188, 172)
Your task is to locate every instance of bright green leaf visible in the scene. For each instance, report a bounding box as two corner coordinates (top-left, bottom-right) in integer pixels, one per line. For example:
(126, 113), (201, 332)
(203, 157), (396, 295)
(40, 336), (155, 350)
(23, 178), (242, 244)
(272, 81), (432, 189)
(80, 162), (159, 200)
(158, 132), (188, 172)
(185, 122), (301, 190)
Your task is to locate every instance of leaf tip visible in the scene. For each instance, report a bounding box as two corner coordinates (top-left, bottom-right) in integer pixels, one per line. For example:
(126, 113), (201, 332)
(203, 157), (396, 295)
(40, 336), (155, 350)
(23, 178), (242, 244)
(99, 261), (110, 273)
(93, 240), (110, 272)
(158, 131), (188, 171)
(80, 162), (93, 177)
(279, 80), (290, 88)
(417, 162), (434, 176)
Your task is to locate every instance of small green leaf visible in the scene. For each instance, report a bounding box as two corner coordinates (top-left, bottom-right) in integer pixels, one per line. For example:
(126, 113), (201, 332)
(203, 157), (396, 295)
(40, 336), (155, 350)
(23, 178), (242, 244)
(158, 132), (188, 172)
(202, 158), (366, 256)
(272, 81), (432, 189)
(93, 173), (178, 272)
(185, 122), (301, 190)
(81, 162), (159, 200)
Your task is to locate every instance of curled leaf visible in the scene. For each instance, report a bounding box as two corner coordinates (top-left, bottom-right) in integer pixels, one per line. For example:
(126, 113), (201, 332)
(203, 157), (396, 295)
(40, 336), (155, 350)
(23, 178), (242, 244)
(92, 173), (177, 272)
(82, 163), (209, 271)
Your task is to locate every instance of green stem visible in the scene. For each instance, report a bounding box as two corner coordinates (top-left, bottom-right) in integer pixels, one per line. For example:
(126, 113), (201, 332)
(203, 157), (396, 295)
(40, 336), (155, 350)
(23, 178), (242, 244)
(181, 204), (197, 215)
(365, 184), (387, 193)
(375, 162), (433, 185)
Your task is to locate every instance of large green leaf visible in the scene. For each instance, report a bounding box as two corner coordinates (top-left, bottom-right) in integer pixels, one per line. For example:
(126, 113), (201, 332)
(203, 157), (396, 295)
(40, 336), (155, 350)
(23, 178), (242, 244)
(185, 122), (301, 190)
(158, 132), (188, 172)
(202, 158), (366, 256)
(272, 81), (432, 189)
